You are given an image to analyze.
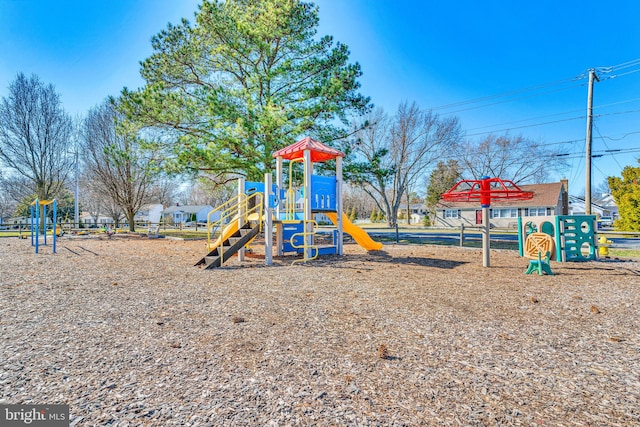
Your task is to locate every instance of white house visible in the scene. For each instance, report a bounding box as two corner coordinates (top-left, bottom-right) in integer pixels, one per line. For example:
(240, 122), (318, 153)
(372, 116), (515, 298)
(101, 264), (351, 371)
(162, 205), (215, 224)
(402, 203), (427, 224)
(134, 204), (163, 224)
(80, 212), (115, 227)
(568, 194), (618, 218)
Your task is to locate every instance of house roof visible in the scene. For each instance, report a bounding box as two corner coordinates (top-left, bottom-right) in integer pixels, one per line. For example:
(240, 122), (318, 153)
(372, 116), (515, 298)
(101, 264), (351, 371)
(568, 195), (606, 210)
(272, 136), (344, 162)
(436, 182), (564, 209)
(162, 205), (212, 214)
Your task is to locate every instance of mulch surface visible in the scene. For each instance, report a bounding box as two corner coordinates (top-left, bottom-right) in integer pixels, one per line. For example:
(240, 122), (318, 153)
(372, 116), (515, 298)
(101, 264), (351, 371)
(1, 236), (639, 426)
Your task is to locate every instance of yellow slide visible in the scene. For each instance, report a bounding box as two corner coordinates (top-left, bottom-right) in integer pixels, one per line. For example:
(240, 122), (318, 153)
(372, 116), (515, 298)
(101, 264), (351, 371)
(326, 212), (383, 251)
(209, 212), (262, 251)
(209, 220), (239, 251)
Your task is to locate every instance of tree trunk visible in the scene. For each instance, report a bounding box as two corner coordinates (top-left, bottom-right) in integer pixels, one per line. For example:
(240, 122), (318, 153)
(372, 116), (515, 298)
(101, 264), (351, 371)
(126, 211), (136, 233)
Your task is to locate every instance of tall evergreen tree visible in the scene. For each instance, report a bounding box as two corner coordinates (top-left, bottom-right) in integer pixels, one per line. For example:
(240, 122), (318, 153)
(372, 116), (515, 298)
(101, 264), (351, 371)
(120, 0), (369, 182)
(425, 159), (462, 219)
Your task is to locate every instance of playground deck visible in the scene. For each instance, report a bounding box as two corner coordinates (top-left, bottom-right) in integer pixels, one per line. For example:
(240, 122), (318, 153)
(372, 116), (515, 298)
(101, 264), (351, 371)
(1, 237), (639, 425)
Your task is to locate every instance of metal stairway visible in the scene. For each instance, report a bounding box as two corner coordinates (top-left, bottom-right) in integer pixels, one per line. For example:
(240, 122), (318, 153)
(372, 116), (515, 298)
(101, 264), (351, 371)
(195, 191), (263, 269)
(195, 221), (261, 269)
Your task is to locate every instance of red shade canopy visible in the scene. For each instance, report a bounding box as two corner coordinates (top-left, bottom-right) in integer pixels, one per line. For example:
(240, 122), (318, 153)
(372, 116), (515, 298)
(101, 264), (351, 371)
(442, 177), (534, 208)
(272, 137), (344, 163)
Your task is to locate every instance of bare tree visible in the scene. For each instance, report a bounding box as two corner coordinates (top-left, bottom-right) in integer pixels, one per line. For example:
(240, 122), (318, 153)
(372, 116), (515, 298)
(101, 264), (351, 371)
(102, 199), (124, 227)
(145, 176), (182, 206)
(342, 183), (377, 221)
(81, 100), (158, 232)
(77, 175), (104, 226)
(593, 179), (611, 198)
(182, 179), (236, 207)
(344, 102), (462, 227)
(0, 174), (18, 221)
(453, 134), (566, 184)
(0, 73), (74, 200)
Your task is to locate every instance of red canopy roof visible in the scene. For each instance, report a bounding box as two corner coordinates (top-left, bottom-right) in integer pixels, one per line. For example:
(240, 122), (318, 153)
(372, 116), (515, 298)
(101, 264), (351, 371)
(272, 137), (344, 162)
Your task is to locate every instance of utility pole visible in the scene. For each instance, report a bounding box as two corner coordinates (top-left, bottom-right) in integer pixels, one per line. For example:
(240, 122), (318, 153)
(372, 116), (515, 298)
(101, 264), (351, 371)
(585, 69), (599, 215)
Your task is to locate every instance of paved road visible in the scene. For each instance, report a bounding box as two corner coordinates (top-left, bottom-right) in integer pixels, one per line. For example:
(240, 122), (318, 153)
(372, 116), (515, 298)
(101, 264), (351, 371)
(348, 228), (640, 250)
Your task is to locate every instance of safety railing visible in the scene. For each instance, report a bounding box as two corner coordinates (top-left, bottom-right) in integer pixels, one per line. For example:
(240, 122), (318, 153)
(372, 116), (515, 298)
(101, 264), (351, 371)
(206, 192), (263, 254)
(285, 158), (304, 221)
(290, 220), (319, 265)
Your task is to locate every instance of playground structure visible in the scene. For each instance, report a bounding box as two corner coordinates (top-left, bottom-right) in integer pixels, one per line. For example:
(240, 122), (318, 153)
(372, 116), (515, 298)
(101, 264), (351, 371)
(29, 198), (59, 254)
(195, 137), (382, 269)
(517, 214), (597, 262)
(442, 176), (534, 267)
(523, 232), (555, 275)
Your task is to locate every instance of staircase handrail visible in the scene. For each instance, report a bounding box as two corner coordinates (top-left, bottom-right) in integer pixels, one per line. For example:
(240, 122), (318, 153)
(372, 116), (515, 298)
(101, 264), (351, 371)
(207, 192), (263, 253)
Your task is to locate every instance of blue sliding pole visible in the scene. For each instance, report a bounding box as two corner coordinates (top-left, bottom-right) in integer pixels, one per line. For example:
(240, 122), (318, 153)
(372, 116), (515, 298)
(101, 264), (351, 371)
(30, 204), (35, 246)
(53, 200), (57, 253)
(35, 199), (39, 253)
(43, 203), (47, 246)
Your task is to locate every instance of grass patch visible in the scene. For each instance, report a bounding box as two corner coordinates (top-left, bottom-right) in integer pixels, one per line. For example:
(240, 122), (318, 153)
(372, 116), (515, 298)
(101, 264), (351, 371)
(608, 248), (640, 260)
(0, 231), (23, 238)
(161, 229), (208, 239)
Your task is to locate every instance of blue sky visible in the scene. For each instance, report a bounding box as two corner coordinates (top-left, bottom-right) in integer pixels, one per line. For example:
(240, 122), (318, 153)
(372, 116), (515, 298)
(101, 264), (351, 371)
(2, 0), (640, 195)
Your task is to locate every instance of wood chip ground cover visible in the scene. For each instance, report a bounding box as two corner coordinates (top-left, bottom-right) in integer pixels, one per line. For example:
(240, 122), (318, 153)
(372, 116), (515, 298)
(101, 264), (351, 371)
(1, 236), (639, 426)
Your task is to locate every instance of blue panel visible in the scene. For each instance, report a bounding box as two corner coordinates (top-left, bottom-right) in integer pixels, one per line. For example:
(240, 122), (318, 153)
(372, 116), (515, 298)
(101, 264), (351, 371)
(282, 222), (304, 253)
(245, 181), (264, 194)
(245, 181), (282, 198)
(317, 246), (337, 255)
(310, 175), (337, 211)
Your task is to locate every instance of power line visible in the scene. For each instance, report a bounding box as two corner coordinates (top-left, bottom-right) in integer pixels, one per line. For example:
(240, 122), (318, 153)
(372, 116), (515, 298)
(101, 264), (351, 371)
(428, 57), (640, 118)
(441, 83), (585, 115)
(466, 108), (584, 132)
(464, 115), (585, 137)
(429, 75), (584, 111)
(592, 57), (640, 75)
(553, 147), (640, 161)
(602, 68), (640, 80)
(596, 108), (640, 118)
(593, 122), (624, 170)
(437, 58), (640, 132)
(597, 130), (640, 141)
(594, 96), (640, 109)
(462, 97), (640, 138)
(604, 57), (640, 71)
(463, 107), (640, 140)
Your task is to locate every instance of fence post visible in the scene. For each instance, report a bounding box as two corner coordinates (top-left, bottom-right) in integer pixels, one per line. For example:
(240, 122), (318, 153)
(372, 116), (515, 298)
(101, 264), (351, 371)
(459, 224), (465, 247)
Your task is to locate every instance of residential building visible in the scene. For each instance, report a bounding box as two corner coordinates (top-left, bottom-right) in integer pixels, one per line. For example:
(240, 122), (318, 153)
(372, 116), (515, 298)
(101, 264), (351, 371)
(162, 204), (215, 225)
(404, 203), (427, 224)
(134, 204), (163, 225)
(80, 212), (115, 227)
(434, 181), (568, 229)
(568, 194), (619, 218)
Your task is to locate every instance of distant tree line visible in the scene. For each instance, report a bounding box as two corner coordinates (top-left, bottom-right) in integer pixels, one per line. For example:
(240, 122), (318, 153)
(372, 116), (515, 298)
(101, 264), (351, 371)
(1, 0), (635, 231)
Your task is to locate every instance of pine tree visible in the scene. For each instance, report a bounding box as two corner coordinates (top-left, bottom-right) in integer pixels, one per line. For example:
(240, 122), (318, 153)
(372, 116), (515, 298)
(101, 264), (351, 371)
(369, 208), (377, 223)
(349, 206), (358, 222)
(119, 0), (369, 181)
